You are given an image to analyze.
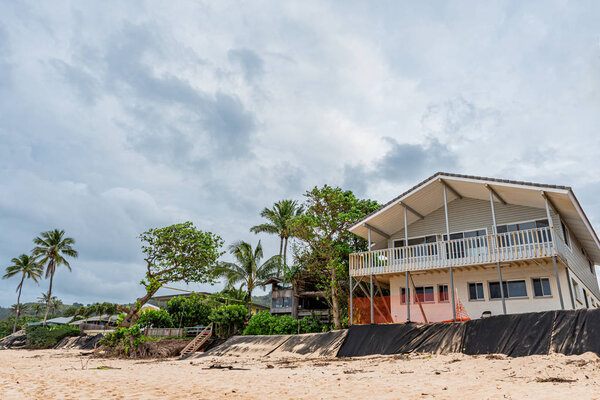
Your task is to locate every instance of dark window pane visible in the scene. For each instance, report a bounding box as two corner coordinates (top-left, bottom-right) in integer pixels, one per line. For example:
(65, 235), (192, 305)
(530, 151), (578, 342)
(476, 283), (484, 299)
(425, 235), (437, 243)
(394, 240), (405, 248)
(533, 279), (543, 297)
(507, 224), (518, 232)
(507, 280), (527, 297)
(517, 221), (536, 231)
(541, 279), (551, 296)
(536, 219), (549, 228)
(489, 282), (501, 299)
(469, 283), (477, 300)
(439, 285), (449, 302)
(497, 225), (508, 233)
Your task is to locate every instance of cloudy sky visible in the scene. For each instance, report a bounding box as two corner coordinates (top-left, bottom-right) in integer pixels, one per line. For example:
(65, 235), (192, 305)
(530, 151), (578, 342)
(1, 1), (600, 307)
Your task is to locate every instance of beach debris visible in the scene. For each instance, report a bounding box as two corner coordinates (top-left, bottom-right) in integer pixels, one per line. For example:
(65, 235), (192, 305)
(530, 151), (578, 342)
(94, 366), (121, 370)
(536, 377), (577, 383)
(485, 354), (505, 360)
(204, 364), (249, 370)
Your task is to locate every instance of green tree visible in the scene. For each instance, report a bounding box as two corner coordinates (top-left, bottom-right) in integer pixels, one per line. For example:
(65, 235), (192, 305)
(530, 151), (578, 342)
(209, 304), (248, 337)
(250, 199), (303, 271)
(291, 185), (379, 329)
(30, 302), (44, 316)
(3, 254), (43, 333)
(137, 309), (173, 328)
(166, 293), (212, 327)
(119, 222), (224, 327)
(32, 229), (78, 325)
(215, 241), (280, 315)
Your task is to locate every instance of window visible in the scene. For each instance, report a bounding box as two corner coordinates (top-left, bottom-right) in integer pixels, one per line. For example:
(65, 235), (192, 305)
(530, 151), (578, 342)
(469, 283), (484, 301)
(394, 235), (438, 257)
(561, 221), (571, 248)
(589, 259), (596, 275)
(443, 229), (487, 258)
(496, 219), (550, 245)
(400, 287), (409, 304)
(272, 297), (292, 308)
(415, 286), (435, 303)
(489, 280), (527, 299)
(438, 284), (449, 302)
(532, 278), (552, 297)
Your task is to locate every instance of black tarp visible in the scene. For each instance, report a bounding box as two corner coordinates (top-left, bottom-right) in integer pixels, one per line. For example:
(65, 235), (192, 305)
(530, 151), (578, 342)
(336, 323), (464, 357)
(551, 309), (600, 355)
(461, 311), (554, 357)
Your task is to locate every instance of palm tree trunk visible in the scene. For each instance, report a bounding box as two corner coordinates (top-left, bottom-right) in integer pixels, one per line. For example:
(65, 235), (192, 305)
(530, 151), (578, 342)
(278, 237), (284, 276)
(13, 276), (24, 333)
(247, 286), (253, 316)
(43, 271), (54, 326)
(283, 237), (288, 268)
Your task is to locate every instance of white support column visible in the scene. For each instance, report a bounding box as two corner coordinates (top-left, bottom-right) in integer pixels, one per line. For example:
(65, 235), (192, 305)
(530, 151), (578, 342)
(544, 194), (565, 310)
(443, 185), (457, 322)
(489, 189), (507, 315)
(404, 206), (410, 322)
(368, 228), (374, 324)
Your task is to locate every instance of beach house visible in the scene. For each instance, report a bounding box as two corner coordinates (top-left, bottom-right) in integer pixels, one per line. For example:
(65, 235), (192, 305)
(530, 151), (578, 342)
(348, 172), (600, 324)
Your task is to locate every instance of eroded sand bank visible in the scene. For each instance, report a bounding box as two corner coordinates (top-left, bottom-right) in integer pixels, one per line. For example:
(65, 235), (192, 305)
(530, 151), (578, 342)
(1, 349), (600, 399)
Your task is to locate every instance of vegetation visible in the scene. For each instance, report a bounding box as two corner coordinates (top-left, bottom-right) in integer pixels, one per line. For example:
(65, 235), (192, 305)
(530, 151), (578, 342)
(0, 315), (41, 338)
(165, 293), (212, 328)
(250, 199), (303, 270)
(215, 241), (280, 315)
(3, 254), (43, 333)
(25, 325), (80, 349)
(118, 222), (224, 327)
(208, 304), (247, 337)
(291, 186), (379, 329)
(32, 229), (78, 325)
(99, 324), (148, 356)
(137, 309), (174, 328)
(243, 311), (326, 335)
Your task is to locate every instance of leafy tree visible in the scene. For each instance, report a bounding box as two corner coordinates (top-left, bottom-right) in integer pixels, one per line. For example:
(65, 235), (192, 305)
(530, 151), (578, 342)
(62, 305), (80, 317)
(30, 302), (44, 316)
(3, 254), (43, 333)
(137, 309), (173, 328)
(243, 311), (276, 335)
(119, 222), (224, 327)
(215, 241), (280, 315)
(32, 229), (78, 325)
(209, 304), (247, 337)
(291, 186), (379, 329)
(250, 199), (303, 270)
(166, 293), (212, 327)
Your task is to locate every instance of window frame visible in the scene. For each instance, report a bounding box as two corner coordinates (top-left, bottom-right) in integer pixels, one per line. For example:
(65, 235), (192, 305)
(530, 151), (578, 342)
(468, 282), (485, 301)
(438, 284), (449, 303)
(488, 279), (528, 300)
(531, 277), (552, 298)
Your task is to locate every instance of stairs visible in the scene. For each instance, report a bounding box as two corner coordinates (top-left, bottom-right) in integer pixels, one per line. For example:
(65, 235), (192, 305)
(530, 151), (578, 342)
(180, 322), (213, 358)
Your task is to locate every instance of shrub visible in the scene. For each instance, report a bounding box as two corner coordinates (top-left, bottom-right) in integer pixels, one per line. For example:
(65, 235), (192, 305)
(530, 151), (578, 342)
(166, 293), (211, 327)
(99, 324), (149, 356)
(244, 312), (326, 335)
(137, 309), (173, 328)
(243, 311), (276, 335)
(271, 315), (298, 334)
(26, 325), (80, 349)
(209, 304), (247, 337)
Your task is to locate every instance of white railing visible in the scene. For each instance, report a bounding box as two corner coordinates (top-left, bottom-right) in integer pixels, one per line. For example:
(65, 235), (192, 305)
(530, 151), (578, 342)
(349, 226), (560, 277)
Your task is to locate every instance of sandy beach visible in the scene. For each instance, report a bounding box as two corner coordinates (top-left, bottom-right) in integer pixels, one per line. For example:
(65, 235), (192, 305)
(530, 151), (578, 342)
(1, 349), (600, 400)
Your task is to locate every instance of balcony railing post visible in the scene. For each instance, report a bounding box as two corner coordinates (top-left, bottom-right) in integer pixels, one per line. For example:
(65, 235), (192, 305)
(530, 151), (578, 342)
(443, 184), (457, 322)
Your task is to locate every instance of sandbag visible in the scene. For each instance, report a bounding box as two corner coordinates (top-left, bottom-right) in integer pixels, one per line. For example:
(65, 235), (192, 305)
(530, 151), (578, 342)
(269, 330), (347, 358)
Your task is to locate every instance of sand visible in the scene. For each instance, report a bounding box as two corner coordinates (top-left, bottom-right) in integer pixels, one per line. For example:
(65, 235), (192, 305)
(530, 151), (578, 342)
(1, 349), (600, 399)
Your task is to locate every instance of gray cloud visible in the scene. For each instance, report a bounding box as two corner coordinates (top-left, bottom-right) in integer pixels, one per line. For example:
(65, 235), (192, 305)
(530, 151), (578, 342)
(228, 48), (265, 83)
(2, 1), (600, 306)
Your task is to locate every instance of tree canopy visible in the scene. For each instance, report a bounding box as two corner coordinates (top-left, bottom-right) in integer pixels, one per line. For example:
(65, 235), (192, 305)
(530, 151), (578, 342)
(291, 185), (380, 329)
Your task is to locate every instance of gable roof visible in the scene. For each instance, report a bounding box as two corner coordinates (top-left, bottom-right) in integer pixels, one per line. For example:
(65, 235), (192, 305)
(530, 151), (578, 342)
(349, 172), (600, 263)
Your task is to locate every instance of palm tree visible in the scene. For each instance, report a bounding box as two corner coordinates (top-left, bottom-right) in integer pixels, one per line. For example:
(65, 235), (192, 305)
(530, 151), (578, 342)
(250, 200), (303, 272)
(31, 302), (44, 316)
(32, 229), (78, 325)
(50, 297), (63, 315)
(3, 254), (43, 333)
(216, 241), (281, 315)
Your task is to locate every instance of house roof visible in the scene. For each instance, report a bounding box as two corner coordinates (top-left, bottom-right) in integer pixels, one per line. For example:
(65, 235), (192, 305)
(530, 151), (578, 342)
(349, 172), (600, 263)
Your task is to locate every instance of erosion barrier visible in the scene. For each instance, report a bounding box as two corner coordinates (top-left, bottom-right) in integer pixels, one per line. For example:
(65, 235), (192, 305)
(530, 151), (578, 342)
(200, 330), (347, 359)
(338, 309), (600, 358)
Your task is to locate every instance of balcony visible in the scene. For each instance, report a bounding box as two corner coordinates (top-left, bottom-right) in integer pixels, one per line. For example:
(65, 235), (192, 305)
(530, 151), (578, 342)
(349, 226), (564, 277)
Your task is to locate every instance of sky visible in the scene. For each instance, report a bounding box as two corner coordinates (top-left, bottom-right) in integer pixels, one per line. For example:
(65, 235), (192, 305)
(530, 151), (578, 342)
(1, 1), (600, 307)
